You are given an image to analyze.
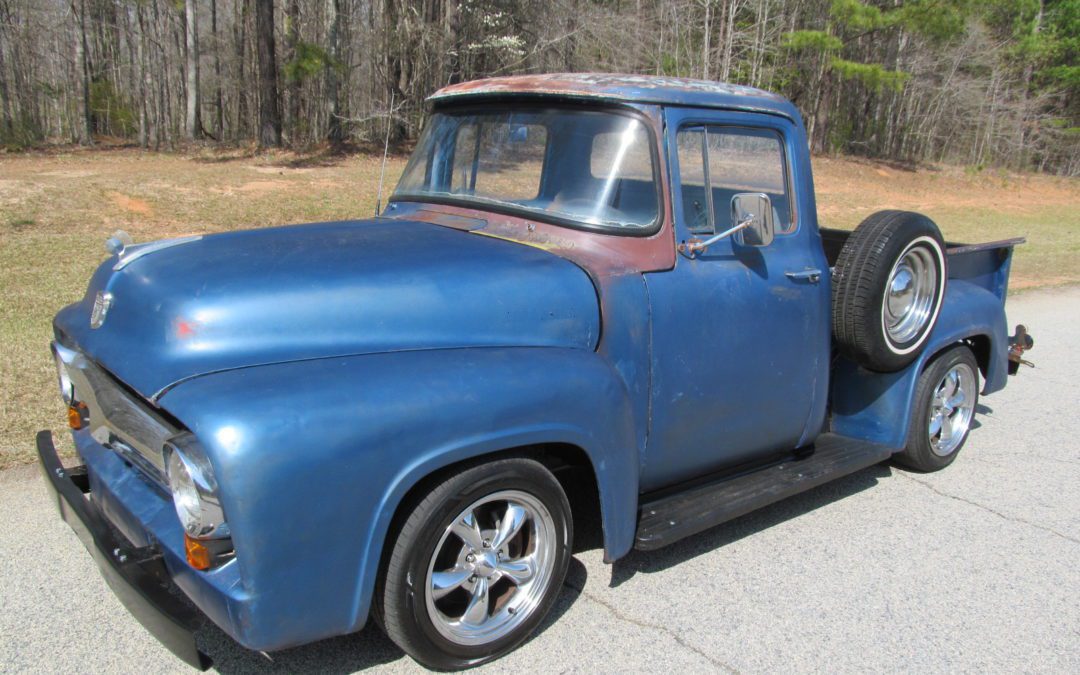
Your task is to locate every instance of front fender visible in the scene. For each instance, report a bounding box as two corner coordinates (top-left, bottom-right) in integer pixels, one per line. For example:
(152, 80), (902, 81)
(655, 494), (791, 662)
(830, 279), (1009, 449)
(159, 347), (638, 650)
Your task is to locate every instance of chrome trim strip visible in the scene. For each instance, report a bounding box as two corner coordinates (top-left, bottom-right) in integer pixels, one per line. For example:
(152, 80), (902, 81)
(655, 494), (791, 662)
(113, 235), (203, 271)
(54, 342), (177, 484)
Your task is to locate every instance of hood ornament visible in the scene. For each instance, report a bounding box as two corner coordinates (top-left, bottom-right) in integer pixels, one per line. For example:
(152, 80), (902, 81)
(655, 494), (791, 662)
(105, 230), (134, 256)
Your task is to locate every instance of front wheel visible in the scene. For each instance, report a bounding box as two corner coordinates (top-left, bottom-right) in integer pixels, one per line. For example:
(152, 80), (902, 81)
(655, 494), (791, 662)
(894, 346), (980, 472)
(379, 458), (572, 669)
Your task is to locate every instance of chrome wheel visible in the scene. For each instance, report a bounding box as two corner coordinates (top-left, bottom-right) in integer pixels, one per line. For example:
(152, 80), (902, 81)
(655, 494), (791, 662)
(929, 363), (976, 456)
(424, 490), (557, 646)
(883, 243), (939, 346)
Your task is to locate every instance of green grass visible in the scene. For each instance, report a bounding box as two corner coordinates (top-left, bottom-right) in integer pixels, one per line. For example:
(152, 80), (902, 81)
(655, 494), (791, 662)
(0, 149), (1077, 468)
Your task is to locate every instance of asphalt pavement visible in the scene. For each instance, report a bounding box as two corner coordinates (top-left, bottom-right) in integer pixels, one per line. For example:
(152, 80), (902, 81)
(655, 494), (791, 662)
(1, 286), (1077, 673)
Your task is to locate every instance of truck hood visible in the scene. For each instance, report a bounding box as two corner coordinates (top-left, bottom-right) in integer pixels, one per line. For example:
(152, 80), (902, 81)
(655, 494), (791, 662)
(54, 219), (600, 399)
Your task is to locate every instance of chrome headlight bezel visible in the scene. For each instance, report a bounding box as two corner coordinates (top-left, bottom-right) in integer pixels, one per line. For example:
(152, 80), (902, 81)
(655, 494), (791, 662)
(52, 345), (76, 406)
(164, 433), (230, 540)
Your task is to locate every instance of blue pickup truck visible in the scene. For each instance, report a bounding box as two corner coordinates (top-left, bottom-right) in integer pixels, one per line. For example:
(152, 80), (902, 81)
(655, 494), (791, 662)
(39, 74), (1033, 669)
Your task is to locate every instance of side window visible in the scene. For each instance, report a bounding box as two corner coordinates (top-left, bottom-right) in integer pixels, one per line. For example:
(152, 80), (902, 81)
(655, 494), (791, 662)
(450, 122), (547, 201)
(675, 128), (711, 234)
(676, 126), (794, 234)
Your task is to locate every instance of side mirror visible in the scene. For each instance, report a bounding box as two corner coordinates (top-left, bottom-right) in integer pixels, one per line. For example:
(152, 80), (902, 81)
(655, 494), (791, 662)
(730, 193), (775, 247)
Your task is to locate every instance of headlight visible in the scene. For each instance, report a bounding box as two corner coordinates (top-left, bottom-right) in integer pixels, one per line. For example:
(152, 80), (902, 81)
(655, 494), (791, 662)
(164, 434), (229, 539)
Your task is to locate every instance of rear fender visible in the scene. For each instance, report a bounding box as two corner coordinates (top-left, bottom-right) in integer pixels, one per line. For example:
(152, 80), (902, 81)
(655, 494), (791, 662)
(830, 279), (1008, 449)
(159, 347), (638, 650)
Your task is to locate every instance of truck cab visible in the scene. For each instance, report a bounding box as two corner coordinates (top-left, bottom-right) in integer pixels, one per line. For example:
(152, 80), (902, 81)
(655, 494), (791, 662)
(38, 74), (1030, 670)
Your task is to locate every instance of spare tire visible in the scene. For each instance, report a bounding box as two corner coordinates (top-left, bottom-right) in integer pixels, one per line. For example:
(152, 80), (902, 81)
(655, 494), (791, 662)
(832, 210), (947, 372)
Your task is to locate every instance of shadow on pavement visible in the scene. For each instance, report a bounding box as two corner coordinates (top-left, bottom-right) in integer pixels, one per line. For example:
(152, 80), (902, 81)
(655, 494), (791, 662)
(198, 620), (401, 674)
(195, 460), (894, 670)
(608, 462), (894, 587)
(198, 557), (588, 673)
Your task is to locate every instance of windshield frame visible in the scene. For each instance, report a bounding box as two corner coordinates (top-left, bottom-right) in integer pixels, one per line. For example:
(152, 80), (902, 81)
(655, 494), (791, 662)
(389, 101), (665, 238)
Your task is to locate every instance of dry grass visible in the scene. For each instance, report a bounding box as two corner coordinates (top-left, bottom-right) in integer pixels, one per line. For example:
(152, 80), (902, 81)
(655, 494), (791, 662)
(813, 157), (1080, 290)
(1, 148), (1077, 468)
(0, 147), (408, 468)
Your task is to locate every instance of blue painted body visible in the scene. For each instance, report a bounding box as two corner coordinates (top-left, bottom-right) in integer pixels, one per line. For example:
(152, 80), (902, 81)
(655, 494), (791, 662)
(642, 106), (831, 490)
(53, 81), (1018, 653)
(55, 220), (600, 399)
(830, 274), (1012, 448)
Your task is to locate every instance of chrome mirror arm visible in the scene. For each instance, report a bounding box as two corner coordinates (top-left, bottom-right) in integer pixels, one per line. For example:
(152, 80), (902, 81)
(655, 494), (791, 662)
(678, 214), (754, 259)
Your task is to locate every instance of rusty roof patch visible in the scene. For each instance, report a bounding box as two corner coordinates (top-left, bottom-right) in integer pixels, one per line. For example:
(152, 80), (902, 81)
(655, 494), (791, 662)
(429, 73), (798, 120)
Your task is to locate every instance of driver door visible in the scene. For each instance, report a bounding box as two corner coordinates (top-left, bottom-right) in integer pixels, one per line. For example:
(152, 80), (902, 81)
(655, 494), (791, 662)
(640, 111), (830, 492)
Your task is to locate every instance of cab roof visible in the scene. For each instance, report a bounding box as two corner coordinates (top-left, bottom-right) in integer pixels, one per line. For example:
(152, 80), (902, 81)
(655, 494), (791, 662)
(429, 73), (800, 121)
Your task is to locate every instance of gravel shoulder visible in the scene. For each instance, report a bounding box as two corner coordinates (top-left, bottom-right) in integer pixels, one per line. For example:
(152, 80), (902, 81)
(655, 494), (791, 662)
(1, 286), (1077, 673)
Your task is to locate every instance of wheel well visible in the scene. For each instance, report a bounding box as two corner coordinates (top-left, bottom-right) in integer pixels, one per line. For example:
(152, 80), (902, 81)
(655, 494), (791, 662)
(373, 443), (603, 616)
(536, 444), (604, 553)
(921, 335), (991, 378)
(962, 334), (992, 381)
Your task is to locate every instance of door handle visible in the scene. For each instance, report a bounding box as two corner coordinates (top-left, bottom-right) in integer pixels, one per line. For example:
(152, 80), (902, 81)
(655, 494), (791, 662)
(785, 268), (822, 283)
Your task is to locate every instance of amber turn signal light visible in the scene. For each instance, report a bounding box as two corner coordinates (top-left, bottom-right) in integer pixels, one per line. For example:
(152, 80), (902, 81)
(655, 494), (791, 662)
(67, 403), (87, 430)
(185, 534), (212, 571)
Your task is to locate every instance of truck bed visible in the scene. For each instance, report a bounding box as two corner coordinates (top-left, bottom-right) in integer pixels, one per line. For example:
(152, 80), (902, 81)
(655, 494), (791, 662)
(820, 227), (1025, 299)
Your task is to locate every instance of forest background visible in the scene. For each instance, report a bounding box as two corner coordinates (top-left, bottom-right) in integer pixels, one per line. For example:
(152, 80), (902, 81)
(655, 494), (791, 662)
(0, 0), (1077, 174)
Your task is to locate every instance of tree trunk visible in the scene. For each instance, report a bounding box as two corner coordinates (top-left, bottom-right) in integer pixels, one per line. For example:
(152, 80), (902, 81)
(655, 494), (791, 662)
(0, 20), (14, 137)
(1016, 0), (1044, 169)
(136, 4), (147, 147)
(212, 0), (224, 139)
(184, 0), (200, 140)
(326, 0), (343, 146)
(720, 0), (737, 82)
(255, 0), (280, 147)
(235, 0), (249, 140)
(447, 0), (464, 83)
(702, 0), (712, 80)
(383, 0), (407, 141)
(71, 0), (92, 144)
(285, 0), (300, 144)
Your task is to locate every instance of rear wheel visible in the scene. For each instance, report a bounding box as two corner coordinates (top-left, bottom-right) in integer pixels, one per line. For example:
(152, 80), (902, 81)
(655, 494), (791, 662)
(894, 346), (979, 472)
(379, 458), (572, 669)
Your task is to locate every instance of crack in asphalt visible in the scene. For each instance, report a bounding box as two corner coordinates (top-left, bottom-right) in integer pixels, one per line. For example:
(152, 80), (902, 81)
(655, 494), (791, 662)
(562, 578), (741, 674)
(974, 453), (1080, 467)
(897, 473), (1080, 545)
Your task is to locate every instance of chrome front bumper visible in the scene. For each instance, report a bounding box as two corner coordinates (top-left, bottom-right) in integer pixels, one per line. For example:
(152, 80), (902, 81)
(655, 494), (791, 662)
(36, 430), (211, 670)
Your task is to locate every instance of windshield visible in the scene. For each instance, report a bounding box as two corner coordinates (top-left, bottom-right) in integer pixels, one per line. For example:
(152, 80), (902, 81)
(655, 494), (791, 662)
(392, 107), (660, 233)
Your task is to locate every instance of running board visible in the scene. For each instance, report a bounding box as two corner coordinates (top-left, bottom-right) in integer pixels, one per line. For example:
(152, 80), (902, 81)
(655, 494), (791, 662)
(635, 434), (895, 551)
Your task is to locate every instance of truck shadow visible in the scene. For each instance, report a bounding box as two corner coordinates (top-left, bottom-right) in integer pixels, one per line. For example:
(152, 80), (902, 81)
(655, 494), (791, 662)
(197, 462), (890, 671)
(197, 563), (587, 674)
(606, 461), (894, 587)
(196, 620), (402, 673)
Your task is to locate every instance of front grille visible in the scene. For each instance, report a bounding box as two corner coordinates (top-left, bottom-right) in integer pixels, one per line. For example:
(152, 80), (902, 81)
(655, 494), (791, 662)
(56, 343), (179, 488)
